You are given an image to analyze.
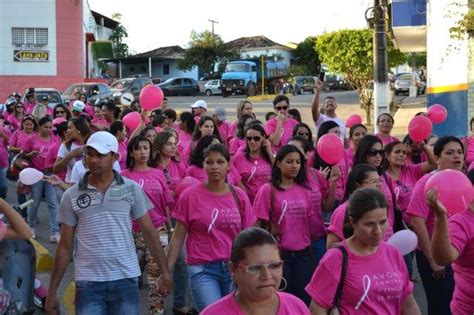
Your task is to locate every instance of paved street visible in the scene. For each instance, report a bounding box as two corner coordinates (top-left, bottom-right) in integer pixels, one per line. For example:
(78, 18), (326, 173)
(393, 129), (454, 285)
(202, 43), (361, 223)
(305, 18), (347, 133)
(7, 89), (429, 314)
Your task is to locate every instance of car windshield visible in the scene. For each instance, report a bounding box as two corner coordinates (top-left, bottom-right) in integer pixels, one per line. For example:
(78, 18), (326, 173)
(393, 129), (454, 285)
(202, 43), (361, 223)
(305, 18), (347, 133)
(399, 74), (412, 80)
(110, 79), (133, 90)
(225, 64), (250, 72)
(36, 92), (62, 103)
(63, 85), (89, 96)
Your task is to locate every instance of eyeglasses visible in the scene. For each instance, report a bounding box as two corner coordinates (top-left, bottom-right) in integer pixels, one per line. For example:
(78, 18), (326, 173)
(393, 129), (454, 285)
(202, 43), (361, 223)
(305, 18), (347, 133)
(16, 106), (24, 109)
(368, 149), (385, 157)
(275, 106), (288, 111)
(235, 261), (284, 275)
(55, 110), (65, 114)
(246, 136), (262, 142)
(297, 132), (310, 137)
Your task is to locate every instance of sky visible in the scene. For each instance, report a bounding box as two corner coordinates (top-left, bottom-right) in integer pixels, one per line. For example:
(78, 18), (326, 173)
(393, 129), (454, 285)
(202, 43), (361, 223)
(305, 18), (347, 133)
(88, 0), (370, 54)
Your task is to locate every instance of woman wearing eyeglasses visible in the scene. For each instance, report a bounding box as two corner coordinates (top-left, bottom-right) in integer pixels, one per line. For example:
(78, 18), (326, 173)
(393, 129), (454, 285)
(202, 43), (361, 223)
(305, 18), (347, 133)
(232, 123), (273, 203)
(253, 144), (313, 305)
(7, 101), (25, 130)
(229, 114), (254, 156)
(265, 95), (299, 153)
(167, 144), (255, 312)
(202, 227), (310, 314)
(353, 135), (396, 239)
(53, 104), (72, 121)
(307, 188), (420, 315)
(121, 135), (173, 315)
(375, 113), (399, 146)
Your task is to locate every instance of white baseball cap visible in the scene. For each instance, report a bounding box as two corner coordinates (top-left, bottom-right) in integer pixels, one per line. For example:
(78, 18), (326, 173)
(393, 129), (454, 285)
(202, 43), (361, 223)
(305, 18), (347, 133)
(72, 100), (86, 112)
(86, 131), (118, 154)
(190, 100), (207, 109)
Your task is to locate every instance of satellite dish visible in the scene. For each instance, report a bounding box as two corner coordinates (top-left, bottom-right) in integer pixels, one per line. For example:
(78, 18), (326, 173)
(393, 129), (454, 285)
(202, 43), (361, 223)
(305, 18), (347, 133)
(120, 93), (134, 106)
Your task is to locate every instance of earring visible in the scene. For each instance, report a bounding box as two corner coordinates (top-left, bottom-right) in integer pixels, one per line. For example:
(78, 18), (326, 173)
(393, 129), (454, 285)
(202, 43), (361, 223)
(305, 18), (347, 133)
(278, 277), (287, 291)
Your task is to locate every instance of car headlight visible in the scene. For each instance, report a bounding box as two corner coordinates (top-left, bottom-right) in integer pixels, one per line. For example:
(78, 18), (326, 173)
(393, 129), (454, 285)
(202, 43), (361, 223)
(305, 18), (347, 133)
(113, 92), (122, 97)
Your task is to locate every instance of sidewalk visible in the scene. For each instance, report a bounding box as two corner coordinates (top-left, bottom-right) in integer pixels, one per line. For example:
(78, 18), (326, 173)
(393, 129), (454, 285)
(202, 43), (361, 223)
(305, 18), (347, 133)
(392, 96), (427, 138)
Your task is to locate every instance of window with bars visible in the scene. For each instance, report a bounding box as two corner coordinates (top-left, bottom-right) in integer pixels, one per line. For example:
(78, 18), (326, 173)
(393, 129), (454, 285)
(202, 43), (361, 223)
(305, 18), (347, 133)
(12, 27), (48, 46)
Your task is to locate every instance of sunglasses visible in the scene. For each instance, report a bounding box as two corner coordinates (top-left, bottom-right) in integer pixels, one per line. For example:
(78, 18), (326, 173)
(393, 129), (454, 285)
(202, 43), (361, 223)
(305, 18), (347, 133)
(55, 110), (65, 114)
(297, 132), (310, 137)
(16, 106), (24, 109)
(368, 149), (385, 157)
(246, 136), (262, 142)
(275, 106), (288, 111)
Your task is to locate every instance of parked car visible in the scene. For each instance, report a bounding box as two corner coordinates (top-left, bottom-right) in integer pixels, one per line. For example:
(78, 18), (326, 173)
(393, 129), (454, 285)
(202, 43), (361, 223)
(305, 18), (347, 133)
(292, 76), (316, 95)
(157, 78), (200, 96)
(323, 74), (352, 91)
(110, 76), (152, 104)
(22, 88), (64, 109)
(394, 73), (426, 96)
(62, 83), (112, 104)
(203, 80), (222, 96)
(151, 77), (164, 85)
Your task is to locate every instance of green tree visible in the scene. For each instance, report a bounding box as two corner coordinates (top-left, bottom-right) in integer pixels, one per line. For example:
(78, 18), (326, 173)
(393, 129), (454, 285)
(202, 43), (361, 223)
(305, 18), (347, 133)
(292, 36), (321, 75)
(178, 30), (239, 79)
(109, 13), (130, 58)
(316, 29), (406, 124)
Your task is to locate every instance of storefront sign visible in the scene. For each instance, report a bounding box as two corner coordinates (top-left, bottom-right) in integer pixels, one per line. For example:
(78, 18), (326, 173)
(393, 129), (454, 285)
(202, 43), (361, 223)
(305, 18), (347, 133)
(13, 50), (49, 62)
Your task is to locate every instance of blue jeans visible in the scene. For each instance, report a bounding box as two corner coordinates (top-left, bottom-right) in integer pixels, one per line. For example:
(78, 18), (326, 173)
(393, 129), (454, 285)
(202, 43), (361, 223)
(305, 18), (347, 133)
(188, 261), (233, 311)
(28, 178), (59, 233)
(173, 245), (189, 309)
(75, 277), (139, 315)
(0, 168), (7, 199)
(311, 237), (327, 268)
(281, 248), (314, 306)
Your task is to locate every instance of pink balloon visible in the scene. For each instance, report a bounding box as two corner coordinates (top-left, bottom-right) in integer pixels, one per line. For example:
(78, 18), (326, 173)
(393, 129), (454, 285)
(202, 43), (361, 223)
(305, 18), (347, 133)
(427, 104), (447, 124)
(175, 176), (200, 198)
(408, 115), (432, 142)
(316, 134), (344, 165)
(52, 117), (67, 125)
(387, 230), (418, 256)
(122, 112), (141, 132)
(346, 114), (363, 128)
(139, 85), (164, 111)
(424, 169), (474, 216)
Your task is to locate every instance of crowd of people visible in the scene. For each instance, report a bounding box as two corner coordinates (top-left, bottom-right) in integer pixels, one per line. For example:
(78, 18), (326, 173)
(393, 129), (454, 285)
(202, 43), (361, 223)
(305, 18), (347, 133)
(0, 81), (472, 315)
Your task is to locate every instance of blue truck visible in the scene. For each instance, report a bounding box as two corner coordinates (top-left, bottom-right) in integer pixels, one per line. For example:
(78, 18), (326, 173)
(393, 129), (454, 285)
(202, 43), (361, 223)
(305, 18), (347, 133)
(220, 59), (288, 97)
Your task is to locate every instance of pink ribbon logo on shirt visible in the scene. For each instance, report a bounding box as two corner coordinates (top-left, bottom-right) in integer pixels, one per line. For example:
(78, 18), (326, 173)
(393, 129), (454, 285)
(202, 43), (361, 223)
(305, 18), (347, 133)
(138, 179), (144, 188)
(355, 275), (371, 310)
(394, 187), (400, 202)
(247, 160), (258, 183)
(207, 208), (219, 233)
(277, 200), (288, 225)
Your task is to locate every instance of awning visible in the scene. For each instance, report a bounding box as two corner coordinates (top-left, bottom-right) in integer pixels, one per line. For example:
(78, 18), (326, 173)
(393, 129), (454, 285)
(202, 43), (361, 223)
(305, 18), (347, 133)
(90, 41), (114, 60)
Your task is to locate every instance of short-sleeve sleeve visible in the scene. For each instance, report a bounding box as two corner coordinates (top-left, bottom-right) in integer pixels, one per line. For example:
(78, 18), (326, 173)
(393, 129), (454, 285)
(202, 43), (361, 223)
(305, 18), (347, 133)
(58, 190), (78, 227)
(230, 165), (242, 184)
(253, 184), (271, 221)
(236, 187), (256, 227)
(131, 183), (153, 219)
(172, 189), (191, 229)
(9, 132), (18, 148)
(57, 143), (69, 158)
(407, 174), (430, 220)
(448, 215), (470, 255)
(22, 136), (33, 153)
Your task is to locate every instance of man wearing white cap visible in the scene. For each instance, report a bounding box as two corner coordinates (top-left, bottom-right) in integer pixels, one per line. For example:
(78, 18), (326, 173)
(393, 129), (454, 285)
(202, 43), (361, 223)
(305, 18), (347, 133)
(45, 131), (173, 314)
(71, 100), (86, 118)
(190, 99), (208, 123)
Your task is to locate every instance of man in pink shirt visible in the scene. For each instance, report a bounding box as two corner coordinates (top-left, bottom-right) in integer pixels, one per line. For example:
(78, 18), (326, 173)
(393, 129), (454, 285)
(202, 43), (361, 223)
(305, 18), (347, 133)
(265, 95), (299, 152)
(190, 100), (207, 123)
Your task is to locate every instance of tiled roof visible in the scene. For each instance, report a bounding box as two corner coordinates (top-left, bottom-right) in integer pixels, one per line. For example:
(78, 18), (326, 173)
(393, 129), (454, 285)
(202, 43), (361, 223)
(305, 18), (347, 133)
(134, 45), (186, 58)
(224, 35), (289, 50)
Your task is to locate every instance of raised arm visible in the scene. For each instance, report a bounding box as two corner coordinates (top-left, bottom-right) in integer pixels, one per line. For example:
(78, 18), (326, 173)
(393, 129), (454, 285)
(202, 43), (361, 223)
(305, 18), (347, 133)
(311, 80), (324, 123)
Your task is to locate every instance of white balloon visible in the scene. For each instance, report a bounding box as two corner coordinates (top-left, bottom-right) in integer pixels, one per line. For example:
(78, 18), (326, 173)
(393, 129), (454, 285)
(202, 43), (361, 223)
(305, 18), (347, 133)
(19, 168), (44, 186)
(387, 230), (418, 256)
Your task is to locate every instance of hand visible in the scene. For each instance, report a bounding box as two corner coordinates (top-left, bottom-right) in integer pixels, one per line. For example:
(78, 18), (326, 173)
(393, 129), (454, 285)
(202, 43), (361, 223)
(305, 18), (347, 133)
(43, 175), (64, 186)
(262, 138), (273, 153)
(430, 261), (446, 280)
(319, 166), (331, 178)
(44, 293), (59, 314)
(316, 79), (324, 91)
(157, 273), (173, 297)
(426, 188), (447, 217)
(276, 111), (286, 123)
(329, 166), (341, 183)
(68, 147), (83, 159)
(30, 151), (39, 157)
(140, 110), (148, 123)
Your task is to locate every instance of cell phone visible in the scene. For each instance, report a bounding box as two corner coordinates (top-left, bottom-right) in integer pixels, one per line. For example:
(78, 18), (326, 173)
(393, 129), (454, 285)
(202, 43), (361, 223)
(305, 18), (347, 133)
(319, 72), (325, 82)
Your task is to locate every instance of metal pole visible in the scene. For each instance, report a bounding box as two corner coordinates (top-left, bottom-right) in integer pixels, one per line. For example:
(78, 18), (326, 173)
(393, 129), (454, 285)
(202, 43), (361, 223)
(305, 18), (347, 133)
(208, 19), (219, 35)
(261, 55), (265, 96)
(373, 0), (389, 132)
(148, 57), (152, 77)
(119, 60), (122, 79)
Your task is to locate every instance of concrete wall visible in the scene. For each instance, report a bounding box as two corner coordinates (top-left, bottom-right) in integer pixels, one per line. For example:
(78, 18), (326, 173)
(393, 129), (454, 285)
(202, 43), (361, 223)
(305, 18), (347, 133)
(120, 60), (199, 81)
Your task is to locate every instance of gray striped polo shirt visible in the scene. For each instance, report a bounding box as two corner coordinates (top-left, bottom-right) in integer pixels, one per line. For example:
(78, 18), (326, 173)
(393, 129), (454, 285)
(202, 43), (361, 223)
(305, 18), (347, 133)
(58, 171), (152, 282)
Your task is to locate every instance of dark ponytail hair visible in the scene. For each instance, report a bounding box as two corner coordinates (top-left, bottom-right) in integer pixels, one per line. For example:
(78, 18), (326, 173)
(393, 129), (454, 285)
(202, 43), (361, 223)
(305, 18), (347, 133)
(342, 164), (379, 201)
(272, 144), (307, 190)
(189, 135), (220, 167)
(343, 187), (387, 238)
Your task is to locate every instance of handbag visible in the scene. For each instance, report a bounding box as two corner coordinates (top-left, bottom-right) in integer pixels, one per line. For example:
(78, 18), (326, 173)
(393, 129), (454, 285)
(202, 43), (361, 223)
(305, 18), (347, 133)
(9, 153), (31, 180)
(382, 172), (406, 232)
(329, 246), (348, 315)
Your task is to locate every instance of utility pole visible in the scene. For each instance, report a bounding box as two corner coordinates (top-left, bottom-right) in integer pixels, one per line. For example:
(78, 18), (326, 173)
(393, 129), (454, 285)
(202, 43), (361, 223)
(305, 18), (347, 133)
(208, 19), (219, 35)
(372, 0), (389, 132)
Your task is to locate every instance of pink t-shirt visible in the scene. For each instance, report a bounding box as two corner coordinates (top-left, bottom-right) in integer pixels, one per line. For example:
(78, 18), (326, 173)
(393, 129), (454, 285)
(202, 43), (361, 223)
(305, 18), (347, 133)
(172, 183), (255, 264)
(10, 130), (34, 149)
(448, 210), (474, 314)
(0, 127), (11, 168)
(253, 183), (312, 251)
(380, 175), (395, 238)
(23, 102), (35, 115)
(464, 136), (474, 166)
(7, 115), (21, 131)
(46, 142), (66, 181)
(306, 241), (413, 314)
(228, 137), (246, 156)
(156, 159), (186, 193)
(375, 133), (399, 146)
(118, 139), (128, 169)
(122, 168), (174, 231)
(217, 121), (230, 146)
(407, 172), (435, 237)
(232, 151), (272, 203)
(345, 147), (355, 167)
(228, 121), (237, 142)
(327, 201), (348, 241)
(185, 164), (242, 185)
(387, 164), (423, 223)
(265, 117), (299, 152)
(202, 291), (310, 315)
(22, 133), (58, 171)
(307, 168), (329, 239)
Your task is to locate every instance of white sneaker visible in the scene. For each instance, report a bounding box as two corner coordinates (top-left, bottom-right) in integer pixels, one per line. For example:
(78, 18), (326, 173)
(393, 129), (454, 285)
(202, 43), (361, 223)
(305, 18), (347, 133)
(31, 228), (36, 239)
(49, 232), (60, 243)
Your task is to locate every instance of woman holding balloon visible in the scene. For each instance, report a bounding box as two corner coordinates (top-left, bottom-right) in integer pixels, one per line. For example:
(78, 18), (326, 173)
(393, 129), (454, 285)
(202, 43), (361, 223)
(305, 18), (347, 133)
(407, 136), (464, 315)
